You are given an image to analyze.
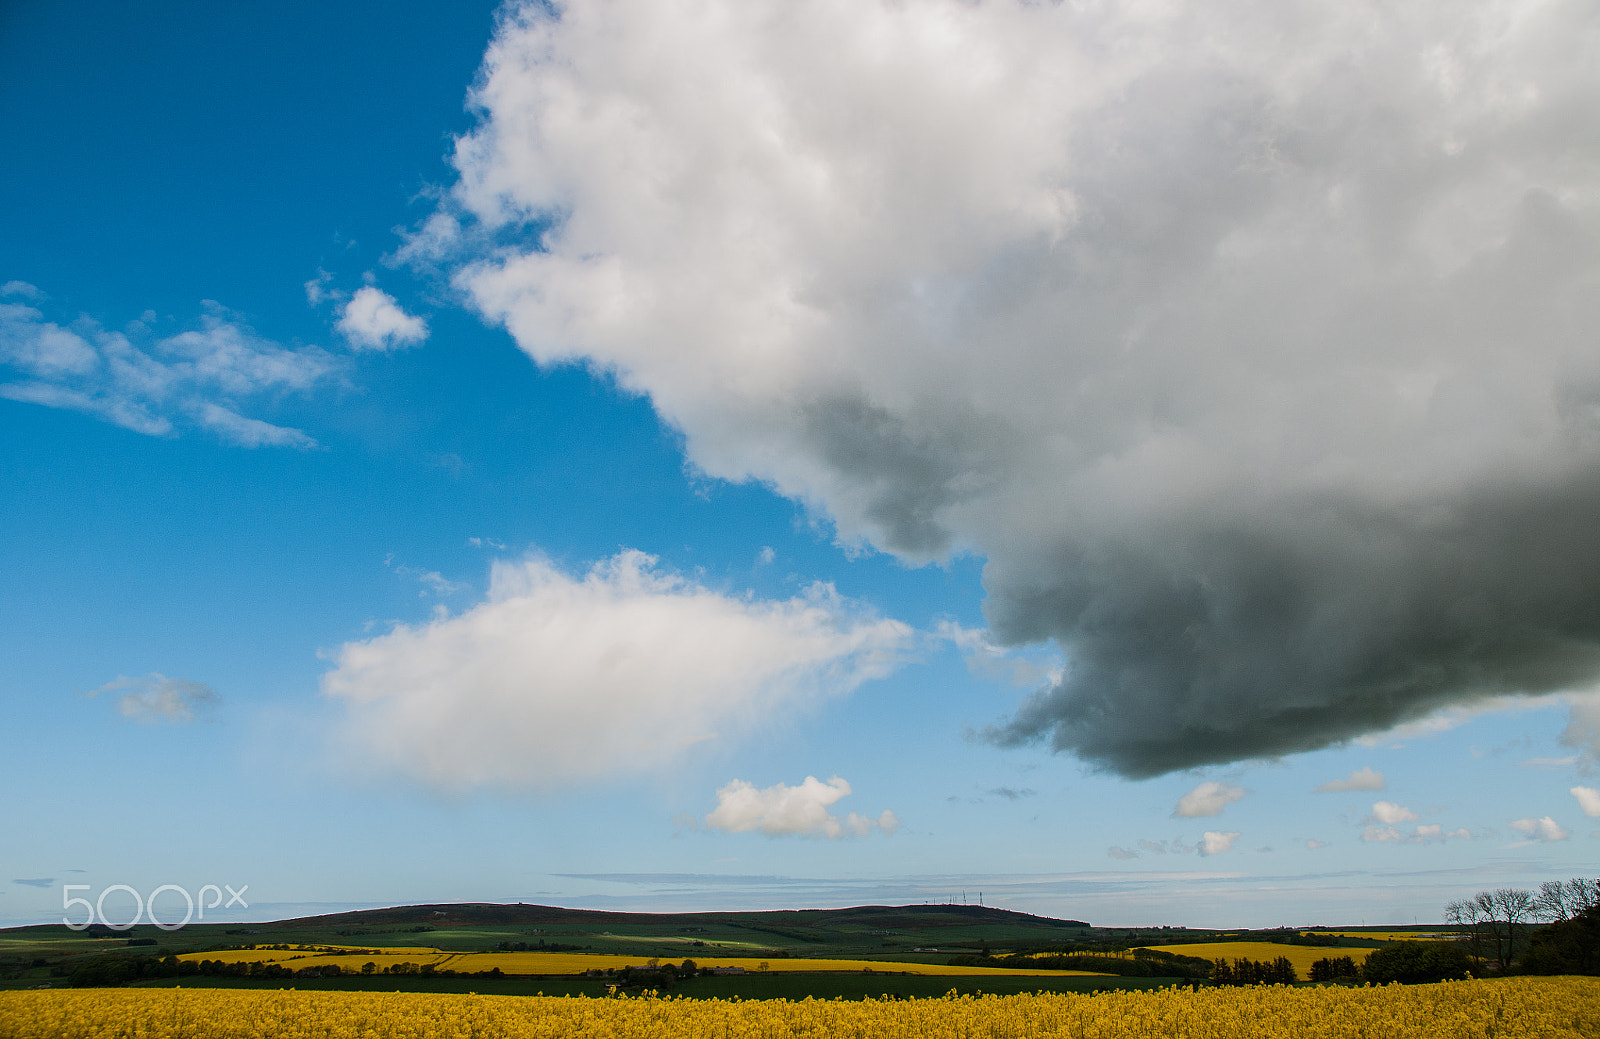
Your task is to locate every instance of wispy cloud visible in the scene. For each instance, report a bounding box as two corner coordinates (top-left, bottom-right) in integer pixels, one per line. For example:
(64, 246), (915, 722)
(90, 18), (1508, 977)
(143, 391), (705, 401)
(0, 293), (334, 446)
(384, 554), (466, 597)
(11, 878), (54, 889)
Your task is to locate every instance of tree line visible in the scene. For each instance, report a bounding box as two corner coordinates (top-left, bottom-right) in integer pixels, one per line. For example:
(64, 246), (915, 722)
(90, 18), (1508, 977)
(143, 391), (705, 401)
(1445, 878), (1599, 973)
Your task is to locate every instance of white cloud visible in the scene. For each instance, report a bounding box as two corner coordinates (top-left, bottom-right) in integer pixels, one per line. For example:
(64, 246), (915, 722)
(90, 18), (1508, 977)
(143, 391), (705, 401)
(323, 550), (913, 791)
(1572, 786), (1600, 817)
(1369, 801), (1420, 826)
(1174, 781), (1247, 818)
(1316, 767), (1386, 793)
(0, 296), (333, 446)
(1509, 816), (1571, 842)
(1199, 831), (1240, 857)
(703, 776), (898, 838)
(336, 286), (428, 352)
(426, 0), (1600, 779)
(1305, 839), (1327, 850)
(91, 674), (219, 723)
(1107, 845), (1138, 860)
(1360, 807), (1472, 843)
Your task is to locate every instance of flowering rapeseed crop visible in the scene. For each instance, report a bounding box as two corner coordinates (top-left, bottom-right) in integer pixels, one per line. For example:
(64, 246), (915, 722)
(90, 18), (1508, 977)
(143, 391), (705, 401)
(1133, 942), (1375, 975)
(3, 976), (1597, 1038)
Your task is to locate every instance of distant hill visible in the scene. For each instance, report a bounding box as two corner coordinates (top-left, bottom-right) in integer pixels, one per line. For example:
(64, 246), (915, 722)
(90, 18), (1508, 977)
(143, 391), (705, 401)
(266, 902), (1089, 933)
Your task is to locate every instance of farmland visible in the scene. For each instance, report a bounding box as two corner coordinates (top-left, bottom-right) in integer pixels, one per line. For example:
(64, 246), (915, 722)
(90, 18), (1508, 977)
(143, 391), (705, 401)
(0, 902), (1468, 997)
(1132, 942), (1375, 976)
(174, 946), (1107, 976)
(3, 977), (1597, 1039)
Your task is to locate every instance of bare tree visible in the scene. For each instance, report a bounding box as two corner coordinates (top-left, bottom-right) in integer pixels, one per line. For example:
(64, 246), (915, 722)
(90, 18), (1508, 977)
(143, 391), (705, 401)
(1533, 878), (1600, 922)
(1486, 888), (1536, 968)
(1444, 897), (1489, 966)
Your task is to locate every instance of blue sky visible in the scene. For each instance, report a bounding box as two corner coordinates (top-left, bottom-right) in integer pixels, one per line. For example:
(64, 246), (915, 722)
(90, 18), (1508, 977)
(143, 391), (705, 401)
(4, 0), (1599, 930)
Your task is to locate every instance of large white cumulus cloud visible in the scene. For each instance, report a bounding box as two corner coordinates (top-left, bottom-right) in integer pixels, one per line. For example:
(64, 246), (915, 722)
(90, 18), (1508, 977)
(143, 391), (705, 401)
(323, 551), (911, 790)
(429, 0), (1600, 777)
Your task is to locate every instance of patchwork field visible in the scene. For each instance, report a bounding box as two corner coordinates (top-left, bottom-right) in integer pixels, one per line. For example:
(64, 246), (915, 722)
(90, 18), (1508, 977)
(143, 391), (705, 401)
(177, 947), (1108, 976)
(4, 977), (1596, 1039)
(1133, 942), (1374, 975)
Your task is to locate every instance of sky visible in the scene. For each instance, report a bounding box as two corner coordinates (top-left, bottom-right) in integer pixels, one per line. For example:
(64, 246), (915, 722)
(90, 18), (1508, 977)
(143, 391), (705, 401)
(3, 0), (1598, 930)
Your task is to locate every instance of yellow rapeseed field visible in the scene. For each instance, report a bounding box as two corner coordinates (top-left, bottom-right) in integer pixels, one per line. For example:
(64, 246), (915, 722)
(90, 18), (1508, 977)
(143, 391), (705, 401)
(178, 947), (1101, 976)
(1313, 932), (1460, 942)
(1136, 942), (1374, 974)
(3, 977), (1597, 1038)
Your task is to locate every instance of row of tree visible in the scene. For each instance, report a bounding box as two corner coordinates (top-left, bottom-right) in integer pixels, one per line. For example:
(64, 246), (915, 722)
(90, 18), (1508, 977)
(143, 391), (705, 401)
(1210, 957), (1298, 985)
(1445, 878), (1599, 970)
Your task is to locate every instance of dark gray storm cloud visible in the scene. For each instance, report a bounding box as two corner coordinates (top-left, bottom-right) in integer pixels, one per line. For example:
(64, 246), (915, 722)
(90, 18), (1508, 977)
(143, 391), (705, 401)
(432, 0), (1600, 776)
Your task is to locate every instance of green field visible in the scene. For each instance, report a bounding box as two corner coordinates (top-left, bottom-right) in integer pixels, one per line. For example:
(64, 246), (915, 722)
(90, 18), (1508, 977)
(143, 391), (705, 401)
(0, 901), (1454, 998)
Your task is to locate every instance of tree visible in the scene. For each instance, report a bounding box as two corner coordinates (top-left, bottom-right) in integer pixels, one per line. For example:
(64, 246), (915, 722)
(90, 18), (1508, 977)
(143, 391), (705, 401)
(1534, 878), (1600, 923)
(1451, 888), (1535, 969)
(1487, 888), (1537, 969)
(1518, 903), (1600, 975)
(1444, 897), (1492, 966)
(1363, 941), (1472, 984)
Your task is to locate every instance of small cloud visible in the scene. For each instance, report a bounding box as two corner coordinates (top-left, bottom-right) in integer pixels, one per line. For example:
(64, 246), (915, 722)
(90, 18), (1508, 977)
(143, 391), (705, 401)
(91, 673), (219, 723)
(1107, 845), (1138, 860)
(1, 281), (44, 300)
(756, 546), (776, 566)
(466, 536), (507, 551)
(1199, 831), (1240, 856)
(1369, 801), (1419, 825)
(384, 554), (466, 597)
(703, 776), (897, 839)
(336, 286), (428, 352)
(1572, 786), (1600, 818)
(12, 878), (54, 888)
(1137, 837), (1196, 855)
(1362, 822), (1471, 844)
(303, 269), (339, 306)
(1315, 767), (1386, 792)
(1174, 781), (1246, 818)
(986, 786), (1037, 801)
(1509, 816), (1570, 842)
(1305, 839), (1327, 850)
